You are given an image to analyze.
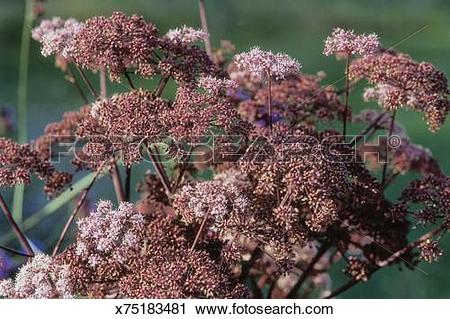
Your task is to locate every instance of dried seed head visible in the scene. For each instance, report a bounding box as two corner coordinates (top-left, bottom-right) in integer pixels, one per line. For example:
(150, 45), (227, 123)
(351, 50), (450, 131)
(344, 257), (371, 282)
(419, 240), (443, 263)
(70, 12), (159, 81)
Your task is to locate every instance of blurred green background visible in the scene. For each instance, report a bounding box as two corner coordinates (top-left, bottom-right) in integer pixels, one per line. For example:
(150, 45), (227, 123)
(1, 0), (449, 298)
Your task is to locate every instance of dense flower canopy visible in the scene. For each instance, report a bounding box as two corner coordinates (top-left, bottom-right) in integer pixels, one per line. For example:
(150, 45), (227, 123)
(0, 11), (449, 300)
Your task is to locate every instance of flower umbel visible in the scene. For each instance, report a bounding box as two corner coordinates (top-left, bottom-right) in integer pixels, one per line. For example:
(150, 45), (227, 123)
(234, 47), (301, 80)
(323, 27), (380, 57)
(165, 25), (209, 45)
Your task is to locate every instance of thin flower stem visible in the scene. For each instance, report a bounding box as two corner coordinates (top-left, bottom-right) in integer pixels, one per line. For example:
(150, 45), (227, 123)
(249, 277), (264, 298)
(111, 162), (125, 203)
(381, 109), (397, 187)
(198, 0), (214, 61)
(327, 223), (448, 298)
(97, 70), (127, 204)
(0, 194), (34, 256)
(146, 146), (172, 197)
(335, 80), (357, 95)
(0, 244), (33, 258)
(51, 161), (106, 256)
(267, 72), (273, 134)
(280, 189), (292, 207)
(189, 211), (210, 252)
(124, 72), (136, 90)
(342, 55), (351, 137)
(155, 76), (169, 97)
(124, 166), (132, 202)
(66, 66), (89, 104)
(75, 65), (99, 99)
(152, 145), (172, 192)
(100, 67), (107, 99)
(351, 111), (387, 146)
(383, 171), (400, 188)
(377, 223), (448, 268)
(171, 162), (188, 193)
(286, 243), (330, 298)
(171, 146), (193, 193)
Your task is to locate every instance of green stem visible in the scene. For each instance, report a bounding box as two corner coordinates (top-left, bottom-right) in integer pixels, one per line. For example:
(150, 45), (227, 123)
(13, 0), (34, 222)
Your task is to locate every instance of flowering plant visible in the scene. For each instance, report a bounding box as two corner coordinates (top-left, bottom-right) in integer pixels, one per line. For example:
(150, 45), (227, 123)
(0, 4), (449, 299)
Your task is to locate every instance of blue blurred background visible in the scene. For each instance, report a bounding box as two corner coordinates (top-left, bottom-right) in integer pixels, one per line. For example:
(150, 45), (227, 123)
(0, 0), (449, 298)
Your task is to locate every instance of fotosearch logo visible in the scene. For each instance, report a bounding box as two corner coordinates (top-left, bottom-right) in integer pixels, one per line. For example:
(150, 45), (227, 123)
(46, 133), (402, 165)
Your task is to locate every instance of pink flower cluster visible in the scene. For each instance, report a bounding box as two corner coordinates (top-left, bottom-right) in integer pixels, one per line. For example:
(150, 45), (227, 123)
(234, 47), (301, 80)
(32, 17), (83, 58)
(165, 25), (209, 45)
(0, 254), (72, 299)
(198, 75), (237, 94)
(323, 27), (379, 56)
(76, 201), (146, 267)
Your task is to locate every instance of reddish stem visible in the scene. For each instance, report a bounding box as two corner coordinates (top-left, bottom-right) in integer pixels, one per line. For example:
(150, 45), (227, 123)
(52, 161), (106, 256)
(0, 194), (34, 256)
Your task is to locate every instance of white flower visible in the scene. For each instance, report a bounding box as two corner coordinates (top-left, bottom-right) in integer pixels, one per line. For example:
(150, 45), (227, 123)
(198, 75), (237, 94)
(323, 27), (379, 56)
(76, 201), (145, 266)
(234, 47), (301, 80)
(32, 17), (83, 58)
(165, 25), (208, 45)
(5, 254), (73, 299)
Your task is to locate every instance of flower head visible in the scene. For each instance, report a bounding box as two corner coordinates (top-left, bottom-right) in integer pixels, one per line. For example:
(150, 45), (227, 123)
(401, 174), (450, 225)
(419, 240), (443, 263)
(344, 257), (371, 282)
(198, 75), (237, 94)
(76, 201), (146, 267)
(70, 12), (159, 81)
(165, 25), (208, 45)
(0, 137), (72, 196)
(32, 17), (83, 58)
(31, 17), (64, 42)
(234, 47), (301, 80)
(0, 279), (13, 298)
(0, 254), (72, 298)
(57, 203), (247, 298)
(350, 50), (450, 131)
(323, 27), (380, 56)
(173, 180), (250, 227)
